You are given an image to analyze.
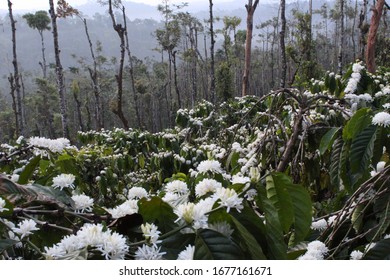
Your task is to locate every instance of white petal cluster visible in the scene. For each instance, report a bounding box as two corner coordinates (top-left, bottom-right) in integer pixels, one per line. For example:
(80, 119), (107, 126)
(165, 180), (189, 195)
(105, 199), (138, 219)
(12, 219), (39, 239)
(345, 62), (364, 94)
(372, 112), (390, 127)
(213, 188), (243, 213)
(72, 194), (94, 213)
(28, 137), (71, 153)
(44, 223), (129, 260)
(0, 197), (8, 213)
(52, 174), (76, 191)
(134, 244), (166, 260)
(177, 245), (195, 260)
(209, 221), (234, 239)
(311, 219), (328, 231)
(196, 160), (223, 174)
(195, 178), (222, 197)
(141, 223), (161, 246)
(127, 187), (149, 200)
(174, 198), (214, 229)
(298, 241), (329, 260)
(350, 250), (363, 260)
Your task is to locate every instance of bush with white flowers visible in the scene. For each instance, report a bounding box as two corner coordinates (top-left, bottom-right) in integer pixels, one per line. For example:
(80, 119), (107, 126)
(0, 64), (389, 260)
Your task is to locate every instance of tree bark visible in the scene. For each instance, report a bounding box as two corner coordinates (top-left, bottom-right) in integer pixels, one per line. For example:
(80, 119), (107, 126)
(122, 6), (141, 128)
(108, 0), (129, 129)
(80, 17), (103, 130)
(279, 0), (287, 88)
(38, 30), (47, 79)
(242, 0), (259, 97)
(49, 0), (70, 139)
(209, 0), (216, 103)
(8, 0), (23, 136)
(337, 0), (344, 75)
(365, 0), (386, 73)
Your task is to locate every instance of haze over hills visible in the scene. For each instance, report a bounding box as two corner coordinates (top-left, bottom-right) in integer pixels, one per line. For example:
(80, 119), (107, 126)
(0, 0), (334, 92)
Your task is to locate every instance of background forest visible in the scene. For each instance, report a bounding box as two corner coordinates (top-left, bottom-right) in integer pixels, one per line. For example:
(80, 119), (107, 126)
(0, 0), (389, 142)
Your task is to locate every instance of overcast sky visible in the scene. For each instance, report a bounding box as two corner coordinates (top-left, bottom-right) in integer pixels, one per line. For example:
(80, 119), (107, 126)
(1, 0), (252, 11)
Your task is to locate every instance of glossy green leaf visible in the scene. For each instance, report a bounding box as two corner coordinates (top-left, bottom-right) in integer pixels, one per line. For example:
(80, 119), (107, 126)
(350, 125), (377, 180)
(230, 215), (266, 260)
(0, 239), (19, 254)
(319, 127), (341, 155)
(18, 156), (41, 184)
(266, 174), (294, 233)
(342, 108), (371, 141)
(363, 239), (390, 260)
(194, 229), (243, 260)
(138, 196), (177, 233)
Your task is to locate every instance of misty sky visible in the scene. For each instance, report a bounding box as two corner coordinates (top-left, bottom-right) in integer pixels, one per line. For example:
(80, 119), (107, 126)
(1, 0), (247, 11)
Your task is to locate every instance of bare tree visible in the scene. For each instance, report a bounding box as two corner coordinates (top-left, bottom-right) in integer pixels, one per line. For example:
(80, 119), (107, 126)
(242, 0), (259, 97)
(337, 0), (344, 75)
(8, 0), (23, 136)
(107, 0), (129, 129)
(49, 0), (72, 139)
(366, 0), (386, 73)
(279, 0), (287, 88)
(209, 0), (216, 103)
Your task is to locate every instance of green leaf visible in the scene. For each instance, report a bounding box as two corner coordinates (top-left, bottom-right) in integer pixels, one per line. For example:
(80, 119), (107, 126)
(0, 175), (37, 203)
(194, 229), (243, 260)
(266, 174), (294, 233)
(18, 156), (41, 184)
(351, 203), (365, 234)
(261, 198), (288, 259)
(26, 184), (74, 208)
(138, 196), (177, 233)
(161, 232), (195, 260)
(350, 125), (377, 181)
(284, 179), (312, 243)
(342, 108), (372, 141)
(363, 239), (390, 260)
(319, 127), (341, 155)
(0, 239), (19, 254)
(230, 215), (267, 260)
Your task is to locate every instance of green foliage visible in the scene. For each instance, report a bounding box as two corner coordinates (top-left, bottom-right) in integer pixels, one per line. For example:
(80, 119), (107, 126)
(0, 64), (389, 260)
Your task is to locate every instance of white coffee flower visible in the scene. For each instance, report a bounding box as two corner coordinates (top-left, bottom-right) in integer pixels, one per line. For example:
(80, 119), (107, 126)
(72, 194), (94, 213)
(177, 245), (195, 260)
(134, 244), (166, 260)
(372, 112), (390, 127)
(12, 219), (39, 239)
(52, 174), (76, 191)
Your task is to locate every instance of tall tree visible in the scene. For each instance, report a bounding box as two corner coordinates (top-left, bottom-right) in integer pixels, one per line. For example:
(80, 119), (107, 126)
(8, 0), (23, 136)
(365, 0), (386, 73)
(242, 0), (259, 97)
(107, 0), (129, 129)
(22, 11), (51, 78)
(337, 0), (344, 75)
(49, 0), (75, 139)
(279, 0), (287, 88)
(209, 0), (216, 103)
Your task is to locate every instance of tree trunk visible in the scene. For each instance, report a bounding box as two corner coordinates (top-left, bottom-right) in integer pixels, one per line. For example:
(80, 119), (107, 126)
(242, 0), (259, 97)
(209, 0), (216, 103)
(365, 0), (386, 73)
(80, 16), (103, 130)
(39, 30), (47, 79)
(172, 50), (181, 108)
(108, 0), (129, 129)
(279, 0), (287, 88)
(359, 0), (368, 60)
(8, 75), (19, 136)
(337, 0), (344, 75)
(49, 0), (70, 139)
(122, 6), (141, 128)
(8, 0), (23, 136)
